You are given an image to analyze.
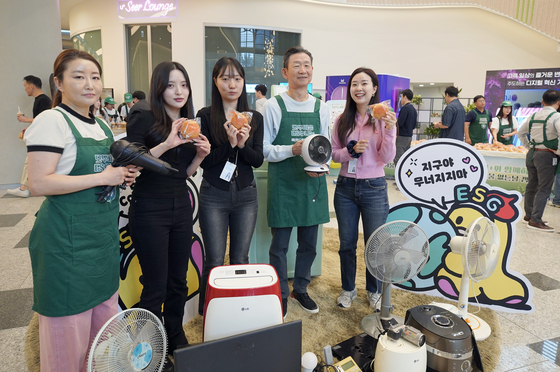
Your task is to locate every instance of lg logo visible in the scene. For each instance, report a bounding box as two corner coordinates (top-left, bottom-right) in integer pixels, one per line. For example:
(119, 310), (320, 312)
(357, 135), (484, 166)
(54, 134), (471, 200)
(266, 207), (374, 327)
(241, 307), (249, 311)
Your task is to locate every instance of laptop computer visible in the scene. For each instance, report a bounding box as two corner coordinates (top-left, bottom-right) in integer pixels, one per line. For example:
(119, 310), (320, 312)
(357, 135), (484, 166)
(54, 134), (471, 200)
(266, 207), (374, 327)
(174, 320), (302, 372)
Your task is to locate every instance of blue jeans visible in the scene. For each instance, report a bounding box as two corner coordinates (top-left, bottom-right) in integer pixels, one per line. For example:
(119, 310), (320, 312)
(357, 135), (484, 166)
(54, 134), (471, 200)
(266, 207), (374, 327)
(198, 179), (258, 311)
(269, 225), (318, 299)
(334, 176), (389, 293)
(553, 173), (560, 205)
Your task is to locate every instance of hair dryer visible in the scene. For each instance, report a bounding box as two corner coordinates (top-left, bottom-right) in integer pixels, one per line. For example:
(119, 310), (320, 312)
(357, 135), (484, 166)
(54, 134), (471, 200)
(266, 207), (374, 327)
(96, 140), (178, 202)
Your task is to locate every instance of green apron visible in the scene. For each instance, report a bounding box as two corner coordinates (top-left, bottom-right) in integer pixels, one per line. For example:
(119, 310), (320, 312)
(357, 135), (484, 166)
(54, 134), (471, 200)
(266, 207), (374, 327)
(496, 118), (514, 145)
(267, 96), (329, 228)
(469, 109), (490, 145)
(29, 109), (120, 317)
(526, 111), (560, 174)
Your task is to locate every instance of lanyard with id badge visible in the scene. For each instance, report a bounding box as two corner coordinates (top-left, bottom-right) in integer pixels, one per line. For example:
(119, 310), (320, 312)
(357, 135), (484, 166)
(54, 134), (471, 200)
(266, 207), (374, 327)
(220, 151), (238, 182)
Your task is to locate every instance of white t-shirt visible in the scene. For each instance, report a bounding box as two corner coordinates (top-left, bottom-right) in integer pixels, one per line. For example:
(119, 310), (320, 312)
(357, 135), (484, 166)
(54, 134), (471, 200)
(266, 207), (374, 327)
(24, 106), (112, 175)
(262, 92), (330, 162)
(120, 104), (131, 119)
(255, 97), (267, 113)
(102, 107), (119, 123)
(490, 116), (518, 131)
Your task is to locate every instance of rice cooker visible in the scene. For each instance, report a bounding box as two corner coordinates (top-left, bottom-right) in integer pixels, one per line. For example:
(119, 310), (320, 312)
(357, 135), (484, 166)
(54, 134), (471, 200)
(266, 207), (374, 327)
(404, 305), (474, 372)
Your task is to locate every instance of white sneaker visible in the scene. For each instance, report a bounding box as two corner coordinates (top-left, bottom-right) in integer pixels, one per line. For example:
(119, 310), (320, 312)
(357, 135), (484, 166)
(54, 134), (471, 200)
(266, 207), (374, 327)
(7, 188), (29, 198)
(548, 200), (560, 208)
(337, 289), (357, 309)
(367, 291), (381, 310)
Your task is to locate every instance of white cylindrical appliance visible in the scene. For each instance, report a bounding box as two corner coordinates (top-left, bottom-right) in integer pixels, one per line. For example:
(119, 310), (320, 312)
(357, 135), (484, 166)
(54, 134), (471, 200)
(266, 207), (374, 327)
(374, 334), (427, 372)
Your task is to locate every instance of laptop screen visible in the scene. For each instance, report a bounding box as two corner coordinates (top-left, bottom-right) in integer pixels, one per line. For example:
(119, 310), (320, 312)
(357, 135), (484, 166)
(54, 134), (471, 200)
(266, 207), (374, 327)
(174, 320), (302, 372)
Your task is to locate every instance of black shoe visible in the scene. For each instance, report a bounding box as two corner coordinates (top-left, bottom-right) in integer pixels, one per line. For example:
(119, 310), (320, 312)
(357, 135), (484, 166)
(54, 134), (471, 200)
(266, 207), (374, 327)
(282, 298), (288, 318)
(291, 291), (319, 313)
(163, 355), (174, 372)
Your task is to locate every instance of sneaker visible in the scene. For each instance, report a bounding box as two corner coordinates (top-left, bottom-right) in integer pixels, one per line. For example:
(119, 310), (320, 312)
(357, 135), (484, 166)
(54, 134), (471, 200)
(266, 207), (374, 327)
(548, 200), (560, 208)
(282, 298), (288, 319)
(291, 291), (319, 313)
(337, 289), (357, 309)
(527, 220), (555, 232)
(7, 187), (29, 198)
(367, 291), (381, 310)
(523, 216), (548, 225)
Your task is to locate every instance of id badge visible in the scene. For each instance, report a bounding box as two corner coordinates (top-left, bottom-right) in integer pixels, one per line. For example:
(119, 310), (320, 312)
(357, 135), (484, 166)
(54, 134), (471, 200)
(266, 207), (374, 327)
(220, 161), (237, 182)
(348, 158), (358, 174)
(553, 157), (558, 166)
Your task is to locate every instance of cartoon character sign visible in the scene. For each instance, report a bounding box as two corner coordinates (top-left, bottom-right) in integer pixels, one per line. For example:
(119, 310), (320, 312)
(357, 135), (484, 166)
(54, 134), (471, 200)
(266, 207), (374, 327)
(389, 139), (533, 313)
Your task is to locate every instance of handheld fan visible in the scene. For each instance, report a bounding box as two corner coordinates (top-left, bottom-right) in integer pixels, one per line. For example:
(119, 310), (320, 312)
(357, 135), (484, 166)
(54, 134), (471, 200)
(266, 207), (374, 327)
(301, 134), (331, 173)
(431, 216), (500, 341)
(361, 220), (430, 339)
(87, 308), (167, 372)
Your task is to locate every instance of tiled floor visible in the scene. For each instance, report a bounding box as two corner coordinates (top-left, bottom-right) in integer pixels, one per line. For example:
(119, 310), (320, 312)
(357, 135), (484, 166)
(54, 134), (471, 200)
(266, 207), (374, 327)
(1, 176), (560, 371)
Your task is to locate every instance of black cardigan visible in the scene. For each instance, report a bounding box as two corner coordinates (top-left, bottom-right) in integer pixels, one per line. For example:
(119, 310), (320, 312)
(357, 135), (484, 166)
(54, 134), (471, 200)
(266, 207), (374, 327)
(197, 106), (264, 191)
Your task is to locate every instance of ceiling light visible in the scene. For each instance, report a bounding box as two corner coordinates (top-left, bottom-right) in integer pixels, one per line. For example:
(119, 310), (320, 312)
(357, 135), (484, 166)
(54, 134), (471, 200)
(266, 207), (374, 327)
(430, 83), (435, 85)
(419, 84), (424, 87)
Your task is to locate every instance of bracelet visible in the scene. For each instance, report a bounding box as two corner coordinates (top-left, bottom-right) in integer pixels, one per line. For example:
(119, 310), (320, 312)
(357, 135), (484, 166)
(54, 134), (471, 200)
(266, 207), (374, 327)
(346, 140), (362, 159)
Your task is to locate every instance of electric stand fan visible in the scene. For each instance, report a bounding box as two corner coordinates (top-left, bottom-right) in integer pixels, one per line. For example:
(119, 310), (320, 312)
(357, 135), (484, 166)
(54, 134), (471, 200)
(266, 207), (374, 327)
(431, 216), (500, 341)
(87, 308), (167, 372)
(361, 220), (430, 339)
(301, 134), (332, 173)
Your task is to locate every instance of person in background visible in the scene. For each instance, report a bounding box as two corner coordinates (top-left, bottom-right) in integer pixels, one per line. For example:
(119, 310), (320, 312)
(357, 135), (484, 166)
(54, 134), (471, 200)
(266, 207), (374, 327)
(393, 88), (417, 167)
(196, 57), (264, 315)
(465, 95), (492, 145)
(517, 89), (560, 232)
(119, 93), (134, 121)
(255, 84), (267, 113)
(434, 86), (465, 141)
(9, 75), (52, 198)
(491, 101), (518, 145)
(126, 90), (150, 121)
(101, 96), (119, 124)
(24, 49), (136, 372)
(126, 61), (210, 371)
(91, 96), (103, 118)
(331, 67), (397, 309)
(263, 46), (330, 317)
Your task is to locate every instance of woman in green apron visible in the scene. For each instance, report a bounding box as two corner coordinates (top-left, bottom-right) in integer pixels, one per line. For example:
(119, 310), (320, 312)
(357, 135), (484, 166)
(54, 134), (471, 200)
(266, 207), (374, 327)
(126, 61), (210, 372)
(491, 100), (518, 145)
(25, 49), (136, 372)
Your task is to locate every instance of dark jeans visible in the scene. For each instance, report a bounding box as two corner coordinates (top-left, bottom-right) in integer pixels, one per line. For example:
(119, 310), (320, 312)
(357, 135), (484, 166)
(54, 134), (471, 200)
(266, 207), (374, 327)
(269, 225), (318, 299)
(525, 150), (557, 223)
(334, 176), (389, 293)
(128, 195), (191, 352)
(198, 179), (258, 312)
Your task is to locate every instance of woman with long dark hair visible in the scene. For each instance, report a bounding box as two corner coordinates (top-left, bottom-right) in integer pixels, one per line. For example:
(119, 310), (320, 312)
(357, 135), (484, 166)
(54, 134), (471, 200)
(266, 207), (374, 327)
(331, 67), (397, 309)
(25, 49), (136, 371)
(126, 61), (210, 369)
(491, 100), (518, 145)
(196, 57), (264, 314)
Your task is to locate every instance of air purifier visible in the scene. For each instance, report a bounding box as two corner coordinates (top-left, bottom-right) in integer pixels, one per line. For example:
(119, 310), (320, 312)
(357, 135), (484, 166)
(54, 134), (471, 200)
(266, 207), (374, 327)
(202, 264), (283, 342)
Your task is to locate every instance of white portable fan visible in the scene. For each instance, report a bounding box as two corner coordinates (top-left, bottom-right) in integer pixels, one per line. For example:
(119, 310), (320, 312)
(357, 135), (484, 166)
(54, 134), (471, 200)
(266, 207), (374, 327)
(431, 216), (500, 341)
(87, 308), (167, 372)
(361, 220), (430, 339)
(301, 134), (331, 172)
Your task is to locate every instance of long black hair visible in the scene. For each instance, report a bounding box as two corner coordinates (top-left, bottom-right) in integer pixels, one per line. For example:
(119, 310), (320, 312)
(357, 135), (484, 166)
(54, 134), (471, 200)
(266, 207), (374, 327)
(496, 105), (513, 128)
(147, 61), (194, 147)
(336, 67), (379, 144)
(209, 57), (255, 145)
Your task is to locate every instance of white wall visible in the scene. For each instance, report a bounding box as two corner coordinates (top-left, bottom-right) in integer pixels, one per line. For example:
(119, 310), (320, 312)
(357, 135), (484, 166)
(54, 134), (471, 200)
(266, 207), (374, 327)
(1, 0), (62, 187)
(68, 0), (560, 113)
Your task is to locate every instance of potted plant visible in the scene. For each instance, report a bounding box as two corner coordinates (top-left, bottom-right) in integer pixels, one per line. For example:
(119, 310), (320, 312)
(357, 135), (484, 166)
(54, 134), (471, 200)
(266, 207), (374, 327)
(411, 94), (422, 107)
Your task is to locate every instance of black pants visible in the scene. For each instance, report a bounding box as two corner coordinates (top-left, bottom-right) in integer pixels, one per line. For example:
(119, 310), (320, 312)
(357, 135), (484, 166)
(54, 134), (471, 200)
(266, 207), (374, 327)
(129, 195), (192, 352)
(525, 150), (557, 224)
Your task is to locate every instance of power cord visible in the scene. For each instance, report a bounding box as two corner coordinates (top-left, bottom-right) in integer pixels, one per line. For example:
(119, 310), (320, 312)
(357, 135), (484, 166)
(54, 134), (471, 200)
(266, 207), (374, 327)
(312, 353), (337, 372)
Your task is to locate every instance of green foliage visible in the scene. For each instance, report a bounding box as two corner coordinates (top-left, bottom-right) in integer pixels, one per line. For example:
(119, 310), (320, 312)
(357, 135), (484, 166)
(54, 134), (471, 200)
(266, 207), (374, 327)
(424, 123), (440, 138)
(411, 95), (422, 105)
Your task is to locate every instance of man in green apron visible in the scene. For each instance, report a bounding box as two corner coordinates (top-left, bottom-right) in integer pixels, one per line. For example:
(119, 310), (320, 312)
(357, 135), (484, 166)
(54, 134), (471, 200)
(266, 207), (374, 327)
(517, 89), (560, 232)
(465, 95), (492, 145)
(263, 46), (330, 317)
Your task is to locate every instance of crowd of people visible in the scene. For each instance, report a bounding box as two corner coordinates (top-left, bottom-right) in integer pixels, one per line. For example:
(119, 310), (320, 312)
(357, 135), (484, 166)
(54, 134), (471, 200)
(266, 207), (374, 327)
(13, 43), (560, 371)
